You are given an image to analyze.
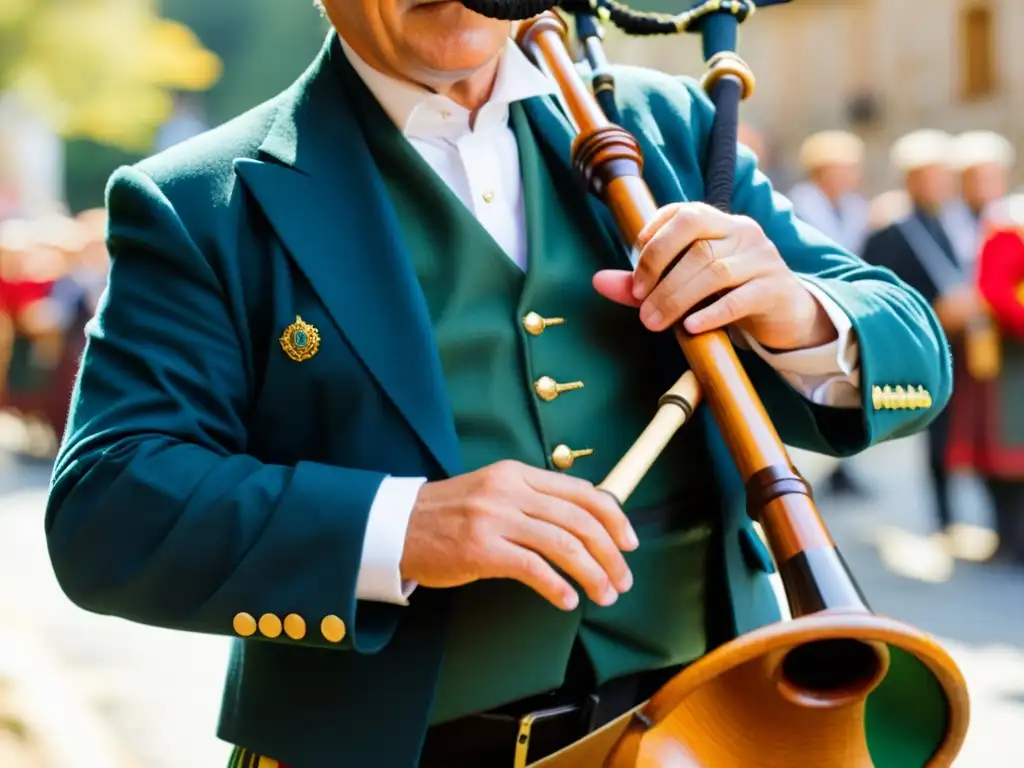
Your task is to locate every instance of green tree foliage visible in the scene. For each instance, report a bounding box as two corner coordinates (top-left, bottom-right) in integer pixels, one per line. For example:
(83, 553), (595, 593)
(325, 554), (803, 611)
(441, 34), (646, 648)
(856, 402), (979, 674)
(0, 0), (222, 151)
(160, 0), (329, 126)
(63, 1), (327, 211)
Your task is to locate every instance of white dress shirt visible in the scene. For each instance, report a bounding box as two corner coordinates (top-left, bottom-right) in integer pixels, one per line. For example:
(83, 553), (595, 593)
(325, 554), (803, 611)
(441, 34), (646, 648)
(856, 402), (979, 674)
(339, 37), (862, 604)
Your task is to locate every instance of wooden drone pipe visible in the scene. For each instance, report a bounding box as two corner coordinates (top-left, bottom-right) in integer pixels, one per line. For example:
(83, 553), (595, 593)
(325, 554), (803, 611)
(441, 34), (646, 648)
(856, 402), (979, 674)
(518, 11), (888, 705)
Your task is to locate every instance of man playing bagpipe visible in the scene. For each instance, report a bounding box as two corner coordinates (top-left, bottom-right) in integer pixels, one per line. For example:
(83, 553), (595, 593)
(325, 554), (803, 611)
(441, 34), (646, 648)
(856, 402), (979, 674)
(45, 2), (951, 766)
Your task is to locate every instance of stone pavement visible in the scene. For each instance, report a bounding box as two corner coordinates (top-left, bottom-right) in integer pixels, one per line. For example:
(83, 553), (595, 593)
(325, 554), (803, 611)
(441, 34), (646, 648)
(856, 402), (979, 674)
(793, 437), (1024, 766)
(0, 432), (1022, 766)
(0, 449), (231, 768)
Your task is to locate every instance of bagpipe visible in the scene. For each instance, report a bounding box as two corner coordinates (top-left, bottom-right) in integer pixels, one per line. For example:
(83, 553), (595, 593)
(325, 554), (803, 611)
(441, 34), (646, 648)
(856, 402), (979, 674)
(461, 1), (969, 765)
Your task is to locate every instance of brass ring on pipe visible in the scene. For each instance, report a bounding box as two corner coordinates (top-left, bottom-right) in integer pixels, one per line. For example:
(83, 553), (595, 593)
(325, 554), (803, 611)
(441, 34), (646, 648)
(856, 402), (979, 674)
(701, 52), (756, 100)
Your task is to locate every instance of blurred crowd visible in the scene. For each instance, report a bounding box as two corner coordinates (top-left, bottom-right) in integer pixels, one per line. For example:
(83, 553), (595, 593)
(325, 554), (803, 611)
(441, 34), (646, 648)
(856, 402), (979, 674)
(0, 209), (108, 455)
(745, 122), (1024, 572)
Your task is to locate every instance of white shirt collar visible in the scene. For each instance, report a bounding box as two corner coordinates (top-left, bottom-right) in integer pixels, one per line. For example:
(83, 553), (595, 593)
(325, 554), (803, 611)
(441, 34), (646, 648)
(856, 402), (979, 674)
(338, 35), (556, 141)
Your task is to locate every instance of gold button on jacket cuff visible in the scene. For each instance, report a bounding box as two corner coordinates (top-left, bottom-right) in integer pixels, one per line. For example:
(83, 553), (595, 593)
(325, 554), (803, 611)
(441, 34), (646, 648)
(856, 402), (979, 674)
(321, 615), (347, 643)
(871, 384), (932, 411)
(233, 612), (257, 637)
(259, 613), (283, 639)
(284, 613), (306, 641)
(534, 376), (584, 402)
(522, 312), (565, 335)
(551, 444), (594, 470)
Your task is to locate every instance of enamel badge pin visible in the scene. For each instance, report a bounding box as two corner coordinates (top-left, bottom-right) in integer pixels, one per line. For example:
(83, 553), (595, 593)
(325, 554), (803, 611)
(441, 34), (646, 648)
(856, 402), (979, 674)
(280, 315), (320, 362)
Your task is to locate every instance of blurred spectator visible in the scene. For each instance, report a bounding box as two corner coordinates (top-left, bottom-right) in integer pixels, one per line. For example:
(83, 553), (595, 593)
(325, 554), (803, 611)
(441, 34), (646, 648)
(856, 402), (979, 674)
(862, 130), (997, 562)
(788, 131), (870, 255)
(0, 214), (92, 454)
(946, 144), (1024, 564)
(868, 189), (912, 232)
(787, 130), (871, 498)
(943, 131), (1015, 266)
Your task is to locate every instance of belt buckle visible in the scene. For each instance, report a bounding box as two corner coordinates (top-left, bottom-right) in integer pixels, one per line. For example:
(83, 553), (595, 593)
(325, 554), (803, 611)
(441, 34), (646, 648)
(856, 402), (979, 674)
(513, 704), (580, 768)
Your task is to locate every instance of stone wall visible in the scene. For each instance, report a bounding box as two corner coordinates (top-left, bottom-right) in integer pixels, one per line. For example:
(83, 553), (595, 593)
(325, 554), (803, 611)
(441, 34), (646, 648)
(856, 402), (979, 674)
(603, 0), (1024, 194)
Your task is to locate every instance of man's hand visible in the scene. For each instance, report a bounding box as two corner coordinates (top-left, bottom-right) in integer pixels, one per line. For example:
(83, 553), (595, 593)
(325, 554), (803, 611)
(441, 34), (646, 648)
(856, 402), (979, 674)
(399, 461), (638, 611)
(592, 202), (838, 351)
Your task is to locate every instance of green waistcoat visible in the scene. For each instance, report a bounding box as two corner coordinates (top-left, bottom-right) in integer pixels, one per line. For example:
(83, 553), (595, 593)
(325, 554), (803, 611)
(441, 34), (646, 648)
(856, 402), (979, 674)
(349, 74), (720, 723)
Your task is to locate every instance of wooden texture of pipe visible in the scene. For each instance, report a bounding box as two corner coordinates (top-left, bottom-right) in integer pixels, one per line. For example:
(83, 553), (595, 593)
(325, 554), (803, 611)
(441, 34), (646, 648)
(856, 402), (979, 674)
(517, 12), (835, 581)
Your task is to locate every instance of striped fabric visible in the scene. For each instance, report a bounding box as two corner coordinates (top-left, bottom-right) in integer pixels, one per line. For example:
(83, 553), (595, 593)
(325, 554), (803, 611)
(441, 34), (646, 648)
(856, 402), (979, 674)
(227, 746), (286, 768)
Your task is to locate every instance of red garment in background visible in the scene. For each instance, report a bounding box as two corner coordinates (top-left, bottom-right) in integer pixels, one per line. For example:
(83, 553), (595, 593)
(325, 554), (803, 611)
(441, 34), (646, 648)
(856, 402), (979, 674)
(0, 278), (55, 317)
(947, 228), (1024, 478)
(977, 230), (1024, 339)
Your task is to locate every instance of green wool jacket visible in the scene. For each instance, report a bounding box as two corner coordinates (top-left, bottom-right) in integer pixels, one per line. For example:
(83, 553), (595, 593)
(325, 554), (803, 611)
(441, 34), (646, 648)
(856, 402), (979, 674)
(45, 32), (952, 768)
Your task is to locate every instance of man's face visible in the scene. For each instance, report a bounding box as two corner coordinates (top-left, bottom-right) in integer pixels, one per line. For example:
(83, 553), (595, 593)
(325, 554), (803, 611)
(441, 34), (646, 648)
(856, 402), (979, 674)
(322, 0), (511, 86)
(961, 163), (1009, 211)
(906, 165), (955, 209)
(815, 163), (862, 198)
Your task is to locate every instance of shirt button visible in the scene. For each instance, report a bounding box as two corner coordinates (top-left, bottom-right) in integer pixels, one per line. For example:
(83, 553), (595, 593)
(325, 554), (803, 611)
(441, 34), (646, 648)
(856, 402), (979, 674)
(482, 190), (495, 204)
(440, 110), (451, 120)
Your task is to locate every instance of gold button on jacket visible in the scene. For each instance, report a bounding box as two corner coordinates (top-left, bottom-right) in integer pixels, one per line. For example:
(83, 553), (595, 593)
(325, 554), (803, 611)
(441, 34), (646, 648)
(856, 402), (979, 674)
(871, 384), (932, 411)
(551, 444), (594, 470)
(233, 612), (257, 637)
(321, 615), (347, 643)
(284, 614), (306, 641)
(259, 613), (283, 639)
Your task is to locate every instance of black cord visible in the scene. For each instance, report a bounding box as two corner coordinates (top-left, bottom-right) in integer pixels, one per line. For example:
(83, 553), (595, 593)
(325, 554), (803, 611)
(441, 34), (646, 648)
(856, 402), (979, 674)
(595, 0), (754, 36)
(459, 0), (560, 19)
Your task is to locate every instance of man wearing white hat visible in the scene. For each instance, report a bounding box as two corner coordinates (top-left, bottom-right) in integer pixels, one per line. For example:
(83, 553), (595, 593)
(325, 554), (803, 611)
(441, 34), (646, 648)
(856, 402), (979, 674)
(943, 130), (1016, 265)
(788, 130), (870, 257)
(945, 135), (1024, 564)
(863, 129), (992, 559)
(788, 131), (871, 498)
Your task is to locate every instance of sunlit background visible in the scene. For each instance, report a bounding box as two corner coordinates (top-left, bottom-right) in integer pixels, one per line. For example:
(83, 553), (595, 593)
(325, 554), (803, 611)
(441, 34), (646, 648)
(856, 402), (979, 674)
(1, 1), (1022, 766)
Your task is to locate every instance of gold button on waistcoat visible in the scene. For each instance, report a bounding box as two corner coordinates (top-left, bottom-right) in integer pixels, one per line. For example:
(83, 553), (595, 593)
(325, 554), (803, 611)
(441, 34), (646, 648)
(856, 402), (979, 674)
(283, 614), (307, 641)
(321, 615), (347, 644)
(522, 312), (565, 336)
(534, 376), (584, 402)
(482, 190), (495, 203)
(551, 444), (594, 470)
(258, 613), (282, 639)
(233, 612), (257, 637)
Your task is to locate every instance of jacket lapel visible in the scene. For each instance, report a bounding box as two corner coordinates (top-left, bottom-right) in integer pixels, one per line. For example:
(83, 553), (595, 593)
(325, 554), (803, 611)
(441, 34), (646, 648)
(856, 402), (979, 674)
(521, 89), (691, 268)
(234, 34), (461, 477)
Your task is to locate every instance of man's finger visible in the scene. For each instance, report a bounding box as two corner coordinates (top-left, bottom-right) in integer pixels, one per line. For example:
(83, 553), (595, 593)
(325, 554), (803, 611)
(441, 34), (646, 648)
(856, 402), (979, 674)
(592, 269), (641, 308)
(683, 278), (771, 335)
(633, 205), (730, 299)
(488, 541), (580, 611)
(523, 495), (633, 594)
(523, 467), (639, 552)
(639, 246), (758, 331)
(505, 517), (618, 607)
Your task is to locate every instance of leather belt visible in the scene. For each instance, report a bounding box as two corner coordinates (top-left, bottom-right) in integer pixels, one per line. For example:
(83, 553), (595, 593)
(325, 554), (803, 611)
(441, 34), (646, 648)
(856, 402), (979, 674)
(422, 673), (647, 766)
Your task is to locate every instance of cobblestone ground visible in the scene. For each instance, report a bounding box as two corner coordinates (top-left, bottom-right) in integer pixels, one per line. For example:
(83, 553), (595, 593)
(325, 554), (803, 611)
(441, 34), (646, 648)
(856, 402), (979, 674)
(0, 430), (1022, 767)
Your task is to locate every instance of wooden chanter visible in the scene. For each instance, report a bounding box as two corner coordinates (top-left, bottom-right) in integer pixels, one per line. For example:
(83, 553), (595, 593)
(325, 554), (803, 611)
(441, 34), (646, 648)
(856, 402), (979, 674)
(512, 9), (970, 767)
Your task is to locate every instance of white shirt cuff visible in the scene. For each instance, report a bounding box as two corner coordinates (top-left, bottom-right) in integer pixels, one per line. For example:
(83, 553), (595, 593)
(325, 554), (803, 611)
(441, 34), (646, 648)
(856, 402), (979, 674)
(355, 476), (425, 605)
(731, 277), (862, 408)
